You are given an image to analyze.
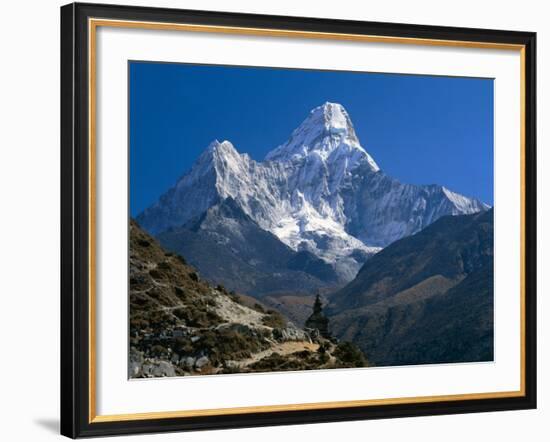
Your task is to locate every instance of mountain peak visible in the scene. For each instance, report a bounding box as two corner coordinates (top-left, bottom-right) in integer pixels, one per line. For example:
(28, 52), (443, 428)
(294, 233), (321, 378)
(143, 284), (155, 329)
(193, 139), (245, 173)
(312, 102), (354, 133)
(206, 139), (238, 155)
(265, 102), (379, 172)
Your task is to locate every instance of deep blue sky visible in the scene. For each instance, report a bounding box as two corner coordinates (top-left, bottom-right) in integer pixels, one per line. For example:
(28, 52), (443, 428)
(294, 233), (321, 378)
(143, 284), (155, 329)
(130, 61), (493, 216)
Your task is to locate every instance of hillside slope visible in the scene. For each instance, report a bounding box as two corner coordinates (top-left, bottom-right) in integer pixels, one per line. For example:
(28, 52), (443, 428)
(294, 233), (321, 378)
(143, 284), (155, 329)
(129, 219), (368, 378)
(328, 209), (494, 366)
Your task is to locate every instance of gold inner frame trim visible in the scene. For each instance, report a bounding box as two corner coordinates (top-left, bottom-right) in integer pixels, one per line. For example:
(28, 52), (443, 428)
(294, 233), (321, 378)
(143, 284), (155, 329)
(91, 390), (524, 423)
(88, 17), (527, 424)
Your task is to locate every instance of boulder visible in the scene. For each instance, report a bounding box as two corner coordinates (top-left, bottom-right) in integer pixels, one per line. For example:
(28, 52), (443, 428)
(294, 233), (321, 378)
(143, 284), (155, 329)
(180, 356), (196, 369)
(272, 327), (311, 342)
(195, 356), (210, 369)
(141, 360), (177, 377)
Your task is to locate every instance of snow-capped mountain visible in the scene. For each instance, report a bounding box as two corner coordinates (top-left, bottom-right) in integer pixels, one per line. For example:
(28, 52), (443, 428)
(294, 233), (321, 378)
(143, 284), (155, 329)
(137, 102), (488, 281)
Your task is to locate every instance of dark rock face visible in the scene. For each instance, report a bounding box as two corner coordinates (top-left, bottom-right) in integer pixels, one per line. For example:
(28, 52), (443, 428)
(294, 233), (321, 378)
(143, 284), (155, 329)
(328, 209), (494, 366)
(157, 198), (340, 297)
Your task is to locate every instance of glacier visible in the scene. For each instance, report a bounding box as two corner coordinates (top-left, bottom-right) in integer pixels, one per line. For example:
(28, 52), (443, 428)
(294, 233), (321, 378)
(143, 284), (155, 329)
(137, 102), (489, 281)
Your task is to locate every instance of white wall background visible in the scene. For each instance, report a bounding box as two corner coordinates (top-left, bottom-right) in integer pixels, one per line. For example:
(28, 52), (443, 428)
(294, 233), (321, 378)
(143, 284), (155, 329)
(0, 0), (546, 440)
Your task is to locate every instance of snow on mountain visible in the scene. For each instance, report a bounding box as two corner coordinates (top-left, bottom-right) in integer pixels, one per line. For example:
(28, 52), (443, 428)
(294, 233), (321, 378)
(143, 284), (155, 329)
(266, 102), (379, 173)
(442, 187), (486, 213)
(137, 102), (488, 281)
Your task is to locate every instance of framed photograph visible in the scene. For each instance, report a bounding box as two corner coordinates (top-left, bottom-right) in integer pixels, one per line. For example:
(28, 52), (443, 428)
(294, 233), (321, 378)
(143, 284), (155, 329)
(60, 2), (537, 438)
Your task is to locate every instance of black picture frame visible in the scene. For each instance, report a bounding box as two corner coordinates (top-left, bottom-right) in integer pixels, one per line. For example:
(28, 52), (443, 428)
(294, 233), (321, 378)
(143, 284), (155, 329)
(61, 2), (537, 438)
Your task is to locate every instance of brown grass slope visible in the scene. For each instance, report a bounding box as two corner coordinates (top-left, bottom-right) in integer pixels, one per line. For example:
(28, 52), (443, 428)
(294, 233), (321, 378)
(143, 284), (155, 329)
(328, 209), (493, 366)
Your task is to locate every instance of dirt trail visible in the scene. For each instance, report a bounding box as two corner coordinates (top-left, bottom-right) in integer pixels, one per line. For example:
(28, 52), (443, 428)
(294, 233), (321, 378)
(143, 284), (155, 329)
(228, 340), (319, 369)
